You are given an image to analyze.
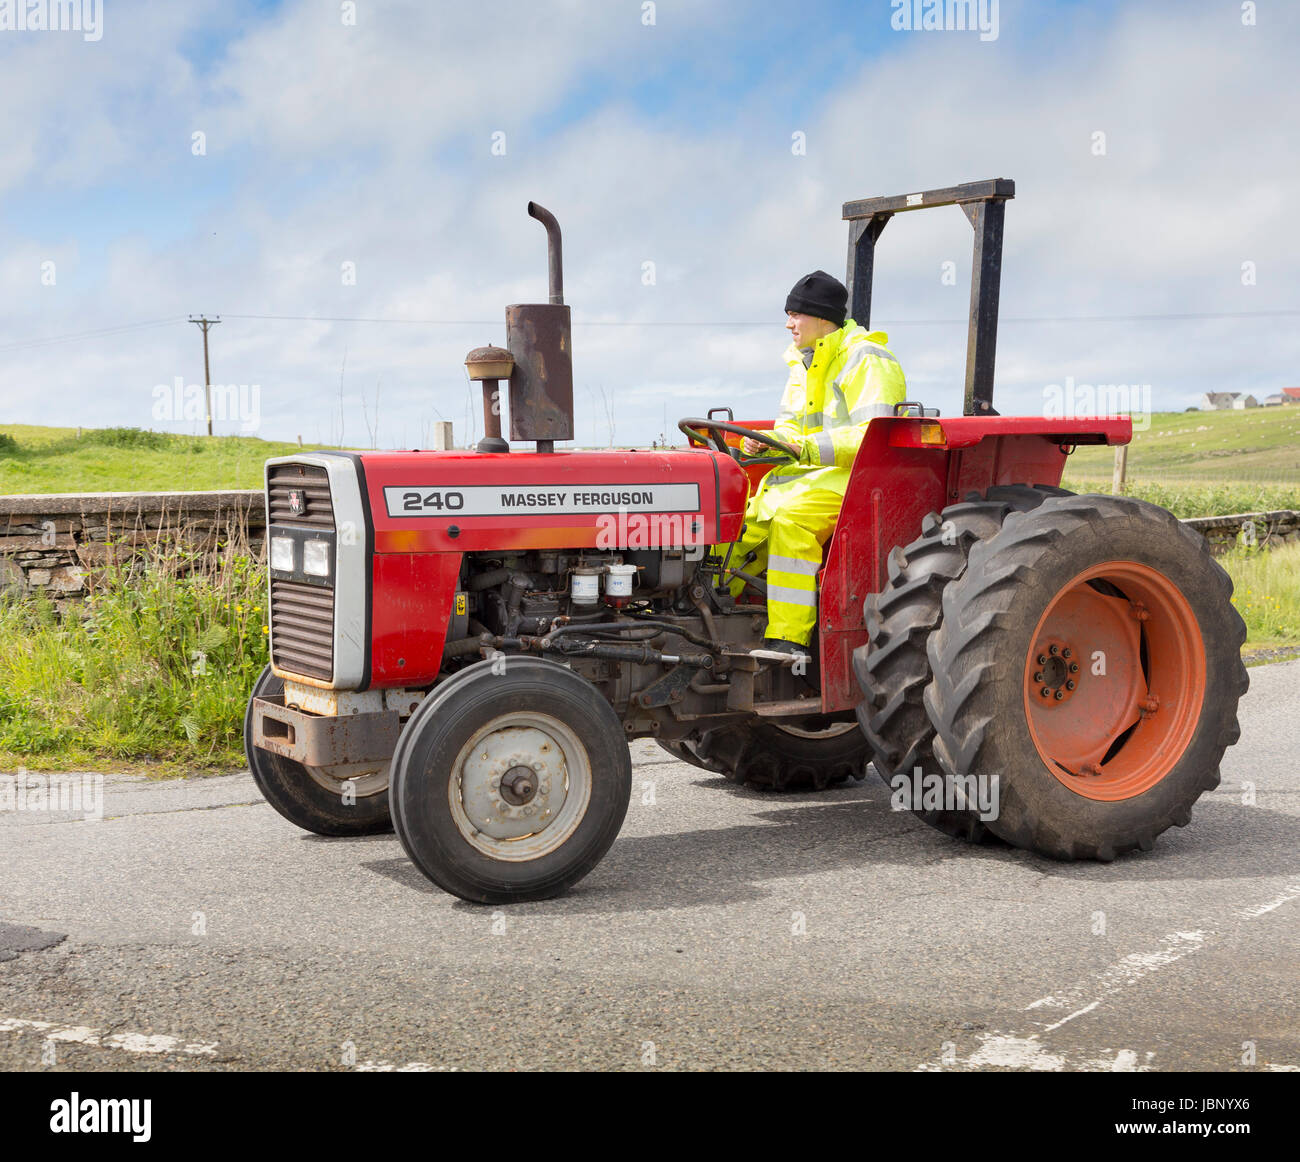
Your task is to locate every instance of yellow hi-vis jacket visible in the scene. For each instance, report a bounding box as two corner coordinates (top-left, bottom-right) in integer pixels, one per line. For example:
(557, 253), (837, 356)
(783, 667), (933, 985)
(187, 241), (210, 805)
(763, 319), (907, 499)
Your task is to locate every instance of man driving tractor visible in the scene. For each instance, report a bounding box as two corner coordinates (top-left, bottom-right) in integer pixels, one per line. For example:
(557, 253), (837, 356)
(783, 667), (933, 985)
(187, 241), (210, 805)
(716, 270), (908, 659)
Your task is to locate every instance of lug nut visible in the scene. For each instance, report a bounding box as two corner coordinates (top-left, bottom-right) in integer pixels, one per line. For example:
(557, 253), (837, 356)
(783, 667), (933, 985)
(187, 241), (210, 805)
(1049, 644), (1059, 656)
(1066, 680), (1076, 690)
(1062, 648), (1072, 659)
(1037, 654), (1047, 665)
(1069, 662), (1079, 673)
(1034, 671), (1043, 682)
(1054, 690), (1064, 700)
(1040, 687), (1051, 698)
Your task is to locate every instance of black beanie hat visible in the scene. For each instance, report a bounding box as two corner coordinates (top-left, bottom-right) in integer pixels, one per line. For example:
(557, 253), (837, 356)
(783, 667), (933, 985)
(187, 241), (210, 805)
(785, 270), (848, 327)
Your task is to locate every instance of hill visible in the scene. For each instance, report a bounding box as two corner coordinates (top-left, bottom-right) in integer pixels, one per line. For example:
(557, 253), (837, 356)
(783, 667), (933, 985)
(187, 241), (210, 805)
(0, 425), (320, 493)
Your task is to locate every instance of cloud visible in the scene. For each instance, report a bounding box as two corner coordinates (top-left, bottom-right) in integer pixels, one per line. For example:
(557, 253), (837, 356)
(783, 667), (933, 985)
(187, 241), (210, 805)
(0, 0), (1298, 456)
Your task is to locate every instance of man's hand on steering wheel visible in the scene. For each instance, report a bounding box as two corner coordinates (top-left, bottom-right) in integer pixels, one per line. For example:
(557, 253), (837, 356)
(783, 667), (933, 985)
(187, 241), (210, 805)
(677, 418), (799, 463)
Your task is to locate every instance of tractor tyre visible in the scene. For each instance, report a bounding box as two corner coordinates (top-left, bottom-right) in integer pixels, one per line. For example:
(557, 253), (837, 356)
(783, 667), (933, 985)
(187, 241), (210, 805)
(655, 738), (726, 774)
(692, 717), (869, 792)
(389, 657), (632, 903)
(852, 485), (1071, 842)
(924, 493), (1248, 861)
(244, 665), (393, 836)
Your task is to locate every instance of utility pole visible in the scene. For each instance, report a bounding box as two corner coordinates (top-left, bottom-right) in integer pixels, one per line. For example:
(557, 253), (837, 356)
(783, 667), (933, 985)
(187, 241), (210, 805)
(188, 315), (221, 436)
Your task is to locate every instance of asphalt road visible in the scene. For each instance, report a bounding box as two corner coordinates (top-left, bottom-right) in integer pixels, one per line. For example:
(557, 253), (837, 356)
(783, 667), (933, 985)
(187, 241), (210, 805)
(2, 661), (1297, 1072)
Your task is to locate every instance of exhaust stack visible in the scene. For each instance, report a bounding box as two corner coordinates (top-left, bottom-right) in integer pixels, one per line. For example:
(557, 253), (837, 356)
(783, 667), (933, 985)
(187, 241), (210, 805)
(505, 202), (575, 453)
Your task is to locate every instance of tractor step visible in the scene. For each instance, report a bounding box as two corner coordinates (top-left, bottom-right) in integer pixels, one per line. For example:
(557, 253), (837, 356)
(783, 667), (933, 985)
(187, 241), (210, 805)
(754, 698), (825, 718)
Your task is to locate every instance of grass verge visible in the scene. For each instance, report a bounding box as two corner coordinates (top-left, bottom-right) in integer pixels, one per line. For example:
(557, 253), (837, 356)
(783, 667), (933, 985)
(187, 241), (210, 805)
(0, 527), (267, 774)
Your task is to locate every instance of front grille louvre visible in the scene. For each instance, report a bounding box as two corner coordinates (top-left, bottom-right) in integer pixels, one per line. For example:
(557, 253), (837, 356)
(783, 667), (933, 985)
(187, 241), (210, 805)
(268, 463), (335, 527)
(268, 462), (335, 681)
(271, 579), (335, 680)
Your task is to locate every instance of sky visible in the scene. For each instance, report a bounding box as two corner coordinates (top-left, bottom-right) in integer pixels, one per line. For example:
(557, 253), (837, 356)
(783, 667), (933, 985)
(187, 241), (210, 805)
(0, 0), (1296, 450)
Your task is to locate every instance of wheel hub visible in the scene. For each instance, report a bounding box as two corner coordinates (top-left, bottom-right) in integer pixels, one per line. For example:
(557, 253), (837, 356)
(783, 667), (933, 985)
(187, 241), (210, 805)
(457, 726), (568, 840)
(1029, 640), (1081, 705)
(1022, 562), (1205, 801)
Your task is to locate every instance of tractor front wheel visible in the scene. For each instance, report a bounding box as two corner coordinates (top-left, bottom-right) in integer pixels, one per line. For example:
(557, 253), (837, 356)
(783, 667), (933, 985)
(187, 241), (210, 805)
(924, 494), (1248, 860)
(389, 657), (632, 903)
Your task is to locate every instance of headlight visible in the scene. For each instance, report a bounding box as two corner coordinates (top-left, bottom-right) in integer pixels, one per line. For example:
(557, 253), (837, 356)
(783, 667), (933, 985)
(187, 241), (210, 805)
(302, 539), (331, 578)
(270, 536), (296, 572)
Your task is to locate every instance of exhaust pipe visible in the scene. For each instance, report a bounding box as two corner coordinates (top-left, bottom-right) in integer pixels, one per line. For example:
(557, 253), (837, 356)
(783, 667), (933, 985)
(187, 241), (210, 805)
(506, 202), (575, 451)
(527, 201), (564, 305)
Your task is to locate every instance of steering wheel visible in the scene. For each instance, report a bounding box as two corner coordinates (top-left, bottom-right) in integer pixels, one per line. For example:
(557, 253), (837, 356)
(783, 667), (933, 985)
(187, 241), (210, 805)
(677, 418), (799, 463)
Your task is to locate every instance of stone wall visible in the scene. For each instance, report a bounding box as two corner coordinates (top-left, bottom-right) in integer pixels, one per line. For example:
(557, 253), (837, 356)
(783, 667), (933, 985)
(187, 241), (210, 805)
(0, 491), (264, 607)
(0, 492), (1294, 606)
(1181, 510), (1300, 555)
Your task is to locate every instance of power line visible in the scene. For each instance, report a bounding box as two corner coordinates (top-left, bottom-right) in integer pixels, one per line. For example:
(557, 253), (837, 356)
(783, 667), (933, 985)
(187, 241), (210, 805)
(1, 305), (1295, 358)
(222, 308), (1300, 327)
(0, 316), (186, 354)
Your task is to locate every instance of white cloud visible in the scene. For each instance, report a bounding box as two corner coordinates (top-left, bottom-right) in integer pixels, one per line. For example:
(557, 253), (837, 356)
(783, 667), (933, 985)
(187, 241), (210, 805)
(1, 0), (1298, 453)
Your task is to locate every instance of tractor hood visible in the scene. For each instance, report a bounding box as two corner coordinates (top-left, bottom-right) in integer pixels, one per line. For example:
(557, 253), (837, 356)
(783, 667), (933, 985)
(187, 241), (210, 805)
(353, 447), (748, 555)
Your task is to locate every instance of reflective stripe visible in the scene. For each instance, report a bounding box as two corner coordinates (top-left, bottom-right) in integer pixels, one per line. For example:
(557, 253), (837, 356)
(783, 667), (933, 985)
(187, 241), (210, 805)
(815, 432), (835, 464)
(801, 409), (824, 428)
(764, 471), (811, 485)
(767, 584), (818, 607)
(862, 343), (898, 364)
(768, 554), (820, 576)
(831, 385), (851, 425)
(833, 345), (871, 386)
(849, 401), (895, 423)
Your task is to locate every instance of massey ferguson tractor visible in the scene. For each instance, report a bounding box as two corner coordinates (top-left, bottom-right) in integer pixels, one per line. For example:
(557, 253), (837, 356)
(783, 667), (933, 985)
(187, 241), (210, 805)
(245, 181), (1248, 903)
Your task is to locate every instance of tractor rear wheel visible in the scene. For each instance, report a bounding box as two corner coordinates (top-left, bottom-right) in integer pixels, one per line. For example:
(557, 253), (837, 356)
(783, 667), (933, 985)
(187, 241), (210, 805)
(389, 657), (632, 903)
(924, 494), (1248, 860)
(655, 738), (726, 773)
(244, 665), (393, 836)
(852, 485), (1070, 841)
(690, 717), (868, 791)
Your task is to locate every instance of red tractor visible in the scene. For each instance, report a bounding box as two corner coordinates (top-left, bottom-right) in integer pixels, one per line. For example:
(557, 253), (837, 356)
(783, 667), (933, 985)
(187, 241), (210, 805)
(246, 181), (1247, 903)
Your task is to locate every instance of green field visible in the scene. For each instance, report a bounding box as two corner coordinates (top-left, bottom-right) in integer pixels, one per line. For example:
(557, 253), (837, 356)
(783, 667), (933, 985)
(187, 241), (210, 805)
(2, 412), (1298, 517)
(1066, 405), (1300, 496)
(0, 425), (312, 493)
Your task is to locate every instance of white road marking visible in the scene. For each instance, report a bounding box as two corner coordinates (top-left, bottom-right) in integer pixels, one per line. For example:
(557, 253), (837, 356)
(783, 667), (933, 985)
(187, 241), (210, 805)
(1237, 883), (1300, 919)
(356, 1059), (453, 1072)
(0, 1014), (217, 1058)
(917, 883), (1300, 1072)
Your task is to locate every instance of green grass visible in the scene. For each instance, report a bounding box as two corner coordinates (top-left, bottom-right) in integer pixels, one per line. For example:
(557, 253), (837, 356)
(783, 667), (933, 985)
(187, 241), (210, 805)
(1054, 406), (1300, 517)
(1221, 542), (1300, 653)
(0, 532), (267, 773)
(1061, 479), (1300, 520)
(1064, 406), (1300, 484)
(0, 424), (317, 493)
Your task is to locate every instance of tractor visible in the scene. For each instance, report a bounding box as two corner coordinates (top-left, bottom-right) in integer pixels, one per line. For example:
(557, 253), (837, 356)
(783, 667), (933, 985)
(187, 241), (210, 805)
(245, 180), (1248, 903)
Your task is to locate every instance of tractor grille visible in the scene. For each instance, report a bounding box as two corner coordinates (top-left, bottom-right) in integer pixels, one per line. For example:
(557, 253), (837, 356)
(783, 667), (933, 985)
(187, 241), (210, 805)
(268, 463), (335, 681)
(268, 463), (334, 527)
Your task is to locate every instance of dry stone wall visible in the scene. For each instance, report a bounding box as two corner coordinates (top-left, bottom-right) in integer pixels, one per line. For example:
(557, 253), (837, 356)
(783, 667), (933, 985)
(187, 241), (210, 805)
(0, 492), (1294, 607)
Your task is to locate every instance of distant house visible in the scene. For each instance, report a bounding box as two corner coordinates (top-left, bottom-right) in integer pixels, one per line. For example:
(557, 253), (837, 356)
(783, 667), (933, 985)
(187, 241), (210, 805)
(1199, 392), (1239, 410)
(1232, 394), (1259, 409)
(1263, 393), (1286, 406)
(1282, 387), (1300, 404)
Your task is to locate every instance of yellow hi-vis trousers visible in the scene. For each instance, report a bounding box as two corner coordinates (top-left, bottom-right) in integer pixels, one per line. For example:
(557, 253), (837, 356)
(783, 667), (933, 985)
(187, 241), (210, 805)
(715, 483), (842, 646)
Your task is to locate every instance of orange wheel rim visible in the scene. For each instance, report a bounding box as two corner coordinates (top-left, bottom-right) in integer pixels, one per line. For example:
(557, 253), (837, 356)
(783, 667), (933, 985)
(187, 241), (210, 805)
(1022, 562), (1205, 802)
